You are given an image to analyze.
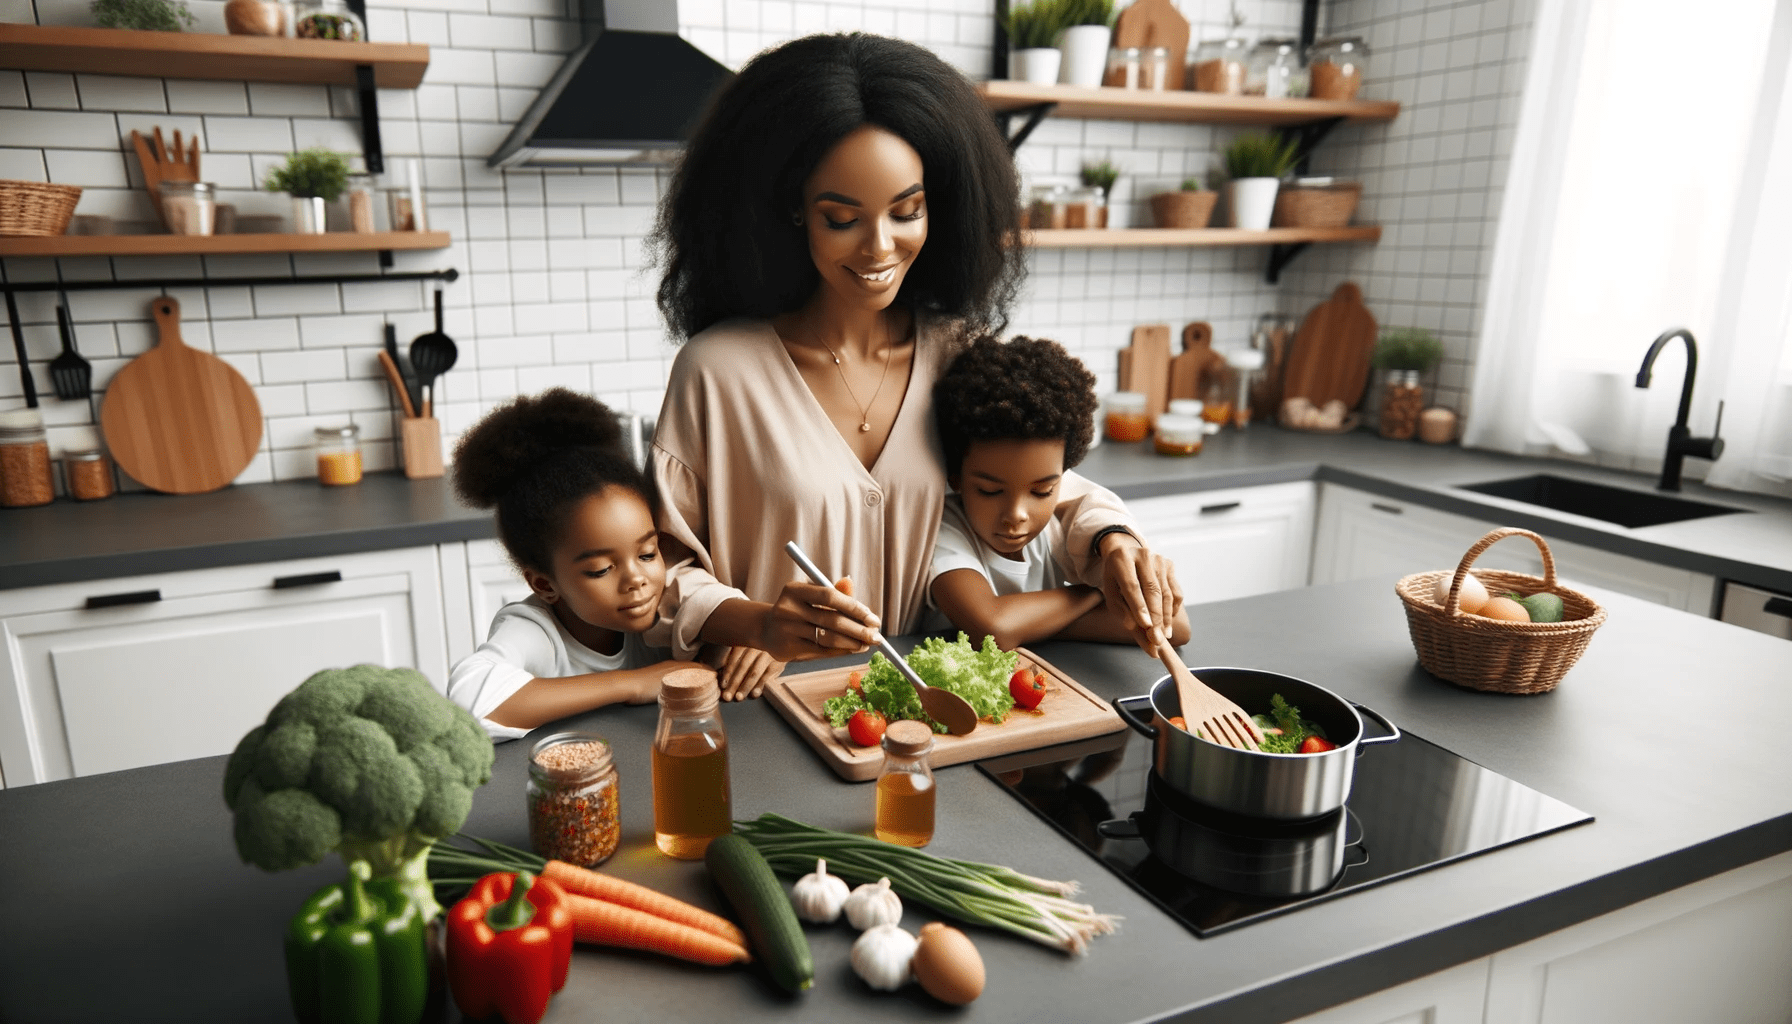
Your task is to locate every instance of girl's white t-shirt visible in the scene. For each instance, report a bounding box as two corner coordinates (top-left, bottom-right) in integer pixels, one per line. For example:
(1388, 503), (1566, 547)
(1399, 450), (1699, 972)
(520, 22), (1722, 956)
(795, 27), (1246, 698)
(923, 494), (1070, 629)
(447, 594), (660, 742)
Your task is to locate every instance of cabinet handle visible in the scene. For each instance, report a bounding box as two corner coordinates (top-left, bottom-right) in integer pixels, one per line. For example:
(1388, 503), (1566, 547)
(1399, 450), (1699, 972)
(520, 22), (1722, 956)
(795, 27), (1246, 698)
(1370, 502), (1405, 515)
(274, 570), (343, 590)
(1199, 501), (1241, 515)
(85, 589), (161, 609)
(1764, 597), (1792, 620)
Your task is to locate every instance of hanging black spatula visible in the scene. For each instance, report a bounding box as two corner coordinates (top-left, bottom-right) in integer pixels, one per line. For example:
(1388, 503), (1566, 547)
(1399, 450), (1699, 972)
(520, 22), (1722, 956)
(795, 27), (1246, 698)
(408, 289), (457, 418)
(50, 304), (92, 400)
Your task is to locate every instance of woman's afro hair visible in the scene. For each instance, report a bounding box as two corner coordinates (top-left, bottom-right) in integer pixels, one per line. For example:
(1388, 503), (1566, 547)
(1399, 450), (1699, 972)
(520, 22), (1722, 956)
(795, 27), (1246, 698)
(451, 388), (656, 573)
(933, 335), (1098, 478)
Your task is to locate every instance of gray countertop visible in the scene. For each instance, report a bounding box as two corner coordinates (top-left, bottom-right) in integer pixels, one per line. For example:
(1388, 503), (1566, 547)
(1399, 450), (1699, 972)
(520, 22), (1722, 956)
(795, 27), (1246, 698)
(4, 427), (1789, 594)
(3, 581), (1790, 1023)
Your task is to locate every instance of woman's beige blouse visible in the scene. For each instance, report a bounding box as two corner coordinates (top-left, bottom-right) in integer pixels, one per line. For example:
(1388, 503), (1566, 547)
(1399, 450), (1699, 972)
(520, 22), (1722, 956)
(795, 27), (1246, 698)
(650, 317), (1137, 660)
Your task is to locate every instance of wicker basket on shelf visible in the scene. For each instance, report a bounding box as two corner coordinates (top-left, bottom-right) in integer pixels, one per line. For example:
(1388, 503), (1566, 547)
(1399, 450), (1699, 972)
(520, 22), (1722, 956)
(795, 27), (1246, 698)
(1394, 528), (1607, 695)
(1271, 180), (1361, 228)
(0, 180), (82, 237)
(1151, 190), (1218, 228)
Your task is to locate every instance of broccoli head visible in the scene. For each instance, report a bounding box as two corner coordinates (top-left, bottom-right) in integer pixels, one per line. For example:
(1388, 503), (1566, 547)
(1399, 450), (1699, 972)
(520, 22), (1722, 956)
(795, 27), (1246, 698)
(224, 665), (493, 914)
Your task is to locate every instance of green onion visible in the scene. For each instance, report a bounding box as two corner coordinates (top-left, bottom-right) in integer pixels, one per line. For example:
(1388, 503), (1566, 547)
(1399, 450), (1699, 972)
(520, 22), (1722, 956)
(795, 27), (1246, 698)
(427, 833), (547, 903)
(733, 813), (1120, 955)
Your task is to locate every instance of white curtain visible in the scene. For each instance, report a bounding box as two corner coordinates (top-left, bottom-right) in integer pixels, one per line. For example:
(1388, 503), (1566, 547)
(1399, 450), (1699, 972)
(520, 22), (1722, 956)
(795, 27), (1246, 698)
(1465, 0), (1792, 497)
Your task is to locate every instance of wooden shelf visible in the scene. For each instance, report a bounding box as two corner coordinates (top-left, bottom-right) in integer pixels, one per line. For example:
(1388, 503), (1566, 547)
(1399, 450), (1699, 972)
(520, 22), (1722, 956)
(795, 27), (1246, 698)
(979, 81), (1399, 126)
(0, 231), (452, 257)
(1025, 225), (1381, 248)
(0, 24), (429, 88)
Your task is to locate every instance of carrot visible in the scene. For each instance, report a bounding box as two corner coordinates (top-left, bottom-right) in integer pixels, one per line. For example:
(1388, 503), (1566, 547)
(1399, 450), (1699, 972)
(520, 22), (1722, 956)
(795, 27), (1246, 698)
(566, 893), (752, 966)
(542, 859), (748, 948)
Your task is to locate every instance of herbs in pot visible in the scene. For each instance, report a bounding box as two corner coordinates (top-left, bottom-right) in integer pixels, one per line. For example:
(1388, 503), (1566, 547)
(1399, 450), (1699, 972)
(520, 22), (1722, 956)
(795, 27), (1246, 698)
(91, 0), (195, 31)
(264, 148), (352, 201)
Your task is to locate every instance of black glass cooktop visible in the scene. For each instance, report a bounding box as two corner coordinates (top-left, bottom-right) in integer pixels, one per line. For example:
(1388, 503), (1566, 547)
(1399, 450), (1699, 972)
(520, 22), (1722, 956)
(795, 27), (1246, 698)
(977, 727), (1592, 936)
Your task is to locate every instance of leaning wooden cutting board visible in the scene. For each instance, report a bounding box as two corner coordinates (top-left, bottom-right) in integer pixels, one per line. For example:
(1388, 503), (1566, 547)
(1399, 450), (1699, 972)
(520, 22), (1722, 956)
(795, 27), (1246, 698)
(1117, 323), (1172, 418)
(102, 296), (262, 494)
(765, 649), (1124, 781)
(1280, 282), (1379, 410)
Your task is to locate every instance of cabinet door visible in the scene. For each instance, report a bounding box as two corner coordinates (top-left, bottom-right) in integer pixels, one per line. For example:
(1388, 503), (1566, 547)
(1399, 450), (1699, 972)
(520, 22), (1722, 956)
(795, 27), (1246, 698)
(1129, 482), (1315, 605)
(1286, 957), (1490, 1024)
(464, 540), (530, 646)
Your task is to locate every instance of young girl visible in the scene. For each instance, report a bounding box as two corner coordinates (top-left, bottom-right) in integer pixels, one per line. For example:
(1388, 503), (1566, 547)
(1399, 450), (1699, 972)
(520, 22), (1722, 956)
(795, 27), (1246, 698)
(447, 388), (712, 741)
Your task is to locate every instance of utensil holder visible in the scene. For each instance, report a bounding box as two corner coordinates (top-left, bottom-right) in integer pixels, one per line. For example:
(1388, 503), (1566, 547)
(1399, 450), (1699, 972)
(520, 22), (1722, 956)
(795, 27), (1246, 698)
(401, 417), (443, 480)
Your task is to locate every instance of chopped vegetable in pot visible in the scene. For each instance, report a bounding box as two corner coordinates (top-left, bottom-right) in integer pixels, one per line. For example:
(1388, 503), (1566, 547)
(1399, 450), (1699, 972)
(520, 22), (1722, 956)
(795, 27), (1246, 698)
(1251, 693), (1328, 753)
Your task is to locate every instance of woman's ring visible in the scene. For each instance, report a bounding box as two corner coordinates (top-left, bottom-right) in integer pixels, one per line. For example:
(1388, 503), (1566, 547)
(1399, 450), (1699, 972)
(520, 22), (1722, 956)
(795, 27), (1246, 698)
(815, 626), (825, 645)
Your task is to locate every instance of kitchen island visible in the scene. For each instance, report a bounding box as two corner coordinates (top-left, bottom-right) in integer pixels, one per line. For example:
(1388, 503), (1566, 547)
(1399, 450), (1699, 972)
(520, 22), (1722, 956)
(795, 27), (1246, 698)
(3, 578), (1789, 1023)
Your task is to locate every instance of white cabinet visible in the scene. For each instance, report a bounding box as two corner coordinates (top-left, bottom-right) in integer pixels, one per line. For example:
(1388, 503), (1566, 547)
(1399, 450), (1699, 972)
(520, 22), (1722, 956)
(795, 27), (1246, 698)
(1286, 958), (1490, 1024)
(1128, 482), (1316, 606)
(1310, 484), (1716, 613)
(440, 540), (529, 666)
(0, 547), (447, 786)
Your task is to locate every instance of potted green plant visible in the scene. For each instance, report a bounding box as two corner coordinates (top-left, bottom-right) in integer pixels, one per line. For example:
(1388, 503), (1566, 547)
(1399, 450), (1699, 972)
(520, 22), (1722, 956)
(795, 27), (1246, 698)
(1222, 132), (1298, 230)
(1370, 328), (1444, 440)
(265, 148), (351, 234)
(1006, 0), (1066, 84)
(1057, 0), (1114, 87)
(1079, 160), (1120, 227)
(1151, 174), (1218, 229)
(90, 0), (195, 31)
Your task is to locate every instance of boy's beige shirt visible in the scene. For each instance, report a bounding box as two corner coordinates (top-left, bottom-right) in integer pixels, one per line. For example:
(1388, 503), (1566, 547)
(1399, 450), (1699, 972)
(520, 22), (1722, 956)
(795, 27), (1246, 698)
(649, 317), (1137, 659)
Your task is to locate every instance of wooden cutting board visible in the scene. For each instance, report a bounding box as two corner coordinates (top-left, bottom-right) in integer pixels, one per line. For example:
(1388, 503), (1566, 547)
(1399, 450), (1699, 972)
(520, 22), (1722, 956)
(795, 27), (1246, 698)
(1279, 283), (1379, 411)
(102, 296), (262, 494)
(764, 649), (1124, 782)
(1167, 321), (1224, 403)
(1112, 0), (1189, 84)
(1117, 323), (1172, 418)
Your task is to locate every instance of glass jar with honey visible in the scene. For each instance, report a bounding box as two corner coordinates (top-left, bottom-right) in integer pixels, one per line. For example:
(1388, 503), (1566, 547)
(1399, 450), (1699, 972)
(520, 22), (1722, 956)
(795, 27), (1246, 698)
(875, 720), (936, 848)
(651, 668), (732, 859)
(1104, 391), (1150, 443)
(314, 424), (363, 486)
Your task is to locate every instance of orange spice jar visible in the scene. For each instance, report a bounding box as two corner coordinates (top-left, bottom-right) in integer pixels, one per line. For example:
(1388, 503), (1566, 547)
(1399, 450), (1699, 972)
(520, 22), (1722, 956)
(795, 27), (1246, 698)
(63, 448), (115, 501)
(315, 424), (364, 486)
(1105, 392), (1150, 443)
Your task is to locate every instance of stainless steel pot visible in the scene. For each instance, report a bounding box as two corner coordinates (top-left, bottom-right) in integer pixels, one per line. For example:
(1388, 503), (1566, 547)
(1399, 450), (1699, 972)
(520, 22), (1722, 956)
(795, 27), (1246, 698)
(1114, 667), (1399, 821)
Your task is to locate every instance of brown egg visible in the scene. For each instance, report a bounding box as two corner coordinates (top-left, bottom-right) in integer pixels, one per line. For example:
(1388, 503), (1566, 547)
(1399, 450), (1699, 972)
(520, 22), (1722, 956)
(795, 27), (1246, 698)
(911, 922), (985, 1005)
(1478, 596), (1531, 622)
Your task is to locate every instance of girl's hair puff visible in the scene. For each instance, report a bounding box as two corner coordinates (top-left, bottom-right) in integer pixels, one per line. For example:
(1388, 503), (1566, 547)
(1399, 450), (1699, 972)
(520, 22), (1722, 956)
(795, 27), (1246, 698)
(451, 388), (657, 573)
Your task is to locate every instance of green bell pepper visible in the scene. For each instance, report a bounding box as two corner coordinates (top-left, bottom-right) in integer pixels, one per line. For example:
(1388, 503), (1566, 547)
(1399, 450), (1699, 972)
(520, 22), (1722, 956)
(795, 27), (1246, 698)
(285, 860), (429, 1024)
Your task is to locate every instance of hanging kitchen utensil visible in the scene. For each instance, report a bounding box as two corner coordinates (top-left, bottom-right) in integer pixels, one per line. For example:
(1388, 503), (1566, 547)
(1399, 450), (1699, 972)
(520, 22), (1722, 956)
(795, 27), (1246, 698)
(101, 296), (262, 495)
(376, 348), (416, 418)
(1118, 323), (1173, 419)
(1152, 635), (1264, 751)
(383, 322), (423, 416)
(408, 289), (457, 418)
(784, 540), (980, 736)
(3, 288), (37, 408)
(50, 304), (91, 401)
(1280, 283), (1378, 415)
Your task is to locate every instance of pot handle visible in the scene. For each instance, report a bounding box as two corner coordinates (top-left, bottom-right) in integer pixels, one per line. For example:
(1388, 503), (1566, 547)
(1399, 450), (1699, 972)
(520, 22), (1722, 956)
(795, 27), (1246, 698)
(1352, 702), (1401, 751)
(1097, 813), (1142, 841)
(1114, 694), (1158, 740)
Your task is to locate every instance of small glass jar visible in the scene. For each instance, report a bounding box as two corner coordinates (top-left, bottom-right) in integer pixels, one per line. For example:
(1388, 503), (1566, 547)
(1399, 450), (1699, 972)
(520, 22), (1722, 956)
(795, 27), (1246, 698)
(1190, 37), (1248, 94)
(1105, 391), (1150, 442)
(1378, 369), (1425, 440)
(63, 448), (114, 501)
(1154, 413), (1205, 456)
(1027, 184), (1069, 230)
(1166, 398), (1205, 420)
(527, 732), (621, 867)
(875, 720), (936, 848)
(387, 188), (425, 231)
(1246, 38), (1308, 98)
(1143, 46), (1173, 91)
(1225, 347), (1265, 428)
(159, 181), (216, 236)
(1201, 368), (1236, 426)
(0, 409), (53, 508)
(1308, 36), (1369, 100)
(292, 0), (362, 39)
(1064, 185), (1104, 229)
(652, 668), (732, 859)
(315, 424), (363, 486)
(345, 172), (376, 233)
(1104, 47), (1142, 89)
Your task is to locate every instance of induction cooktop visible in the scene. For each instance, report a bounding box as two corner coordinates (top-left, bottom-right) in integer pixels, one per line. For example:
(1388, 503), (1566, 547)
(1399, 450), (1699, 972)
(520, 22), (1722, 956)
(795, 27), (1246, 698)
(977, 726), (1593, 937)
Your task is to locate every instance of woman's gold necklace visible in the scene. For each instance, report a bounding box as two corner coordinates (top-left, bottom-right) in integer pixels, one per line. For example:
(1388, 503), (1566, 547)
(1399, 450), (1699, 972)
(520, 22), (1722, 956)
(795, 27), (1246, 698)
(814, 323), (894, 433)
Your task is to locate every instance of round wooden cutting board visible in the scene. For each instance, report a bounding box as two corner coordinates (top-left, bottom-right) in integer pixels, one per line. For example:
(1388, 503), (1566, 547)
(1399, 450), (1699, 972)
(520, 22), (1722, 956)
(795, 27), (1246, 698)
(101, 296), (262, 494)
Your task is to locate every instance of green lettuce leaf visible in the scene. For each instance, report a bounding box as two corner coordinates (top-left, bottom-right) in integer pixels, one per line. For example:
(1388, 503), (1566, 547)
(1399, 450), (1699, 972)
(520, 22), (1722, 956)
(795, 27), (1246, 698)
(842, 633), (1021, 733)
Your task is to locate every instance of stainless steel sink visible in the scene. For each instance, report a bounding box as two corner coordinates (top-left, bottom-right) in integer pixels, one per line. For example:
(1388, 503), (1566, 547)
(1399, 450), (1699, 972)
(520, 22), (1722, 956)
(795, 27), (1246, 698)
(1459, 474), (1748, 528)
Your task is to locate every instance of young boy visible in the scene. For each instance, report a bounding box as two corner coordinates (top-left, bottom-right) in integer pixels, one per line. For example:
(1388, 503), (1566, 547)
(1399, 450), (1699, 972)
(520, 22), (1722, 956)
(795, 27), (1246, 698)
(927, 335), (1191, 651)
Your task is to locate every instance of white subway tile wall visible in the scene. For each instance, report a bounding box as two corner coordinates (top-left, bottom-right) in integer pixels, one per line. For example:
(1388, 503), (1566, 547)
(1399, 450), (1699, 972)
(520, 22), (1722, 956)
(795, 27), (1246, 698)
(0, 0), (1518, 486)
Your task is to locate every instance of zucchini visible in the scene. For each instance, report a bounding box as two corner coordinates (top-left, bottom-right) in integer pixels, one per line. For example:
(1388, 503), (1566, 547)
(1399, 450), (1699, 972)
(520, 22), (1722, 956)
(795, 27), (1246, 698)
(706, 833), (813, 992)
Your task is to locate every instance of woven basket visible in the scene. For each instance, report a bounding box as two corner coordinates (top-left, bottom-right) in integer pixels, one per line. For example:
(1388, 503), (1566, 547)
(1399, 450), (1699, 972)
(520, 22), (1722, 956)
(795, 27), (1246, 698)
(0, 180), (82, 237)
(1394, 528), (1607, 695)
(1271, 182), (1361, 228)
(1151, 190), (1217, 228)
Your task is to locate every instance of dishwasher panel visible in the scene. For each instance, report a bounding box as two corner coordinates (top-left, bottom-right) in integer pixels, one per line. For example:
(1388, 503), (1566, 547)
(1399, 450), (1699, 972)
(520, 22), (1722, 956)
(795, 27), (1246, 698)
(1720, 581), (1792, 640)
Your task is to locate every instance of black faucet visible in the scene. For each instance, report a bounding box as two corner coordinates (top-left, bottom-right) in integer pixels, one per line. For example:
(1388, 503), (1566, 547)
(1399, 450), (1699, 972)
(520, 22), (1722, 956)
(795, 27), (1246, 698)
(1635, 327), (1724, 492)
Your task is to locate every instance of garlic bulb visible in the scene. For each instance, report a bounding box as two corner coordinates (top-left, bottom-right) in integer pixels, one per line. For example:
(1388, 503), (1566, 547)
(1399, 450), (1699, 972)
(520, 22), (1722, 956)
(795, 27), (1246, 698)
(851, 923), (918, 991)
(844, 876), (903, 930)
(791, 858), (850, 923)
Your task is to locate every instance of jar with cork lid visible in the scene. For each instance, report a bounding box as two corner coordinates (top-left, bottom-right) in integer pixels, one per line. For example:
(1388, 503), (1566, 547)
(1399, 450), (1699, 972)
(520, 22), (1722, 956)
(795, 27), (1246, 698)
(651, 668), (732, 859)
(0, 409), (53, 508)
(875, 720), (936, 848)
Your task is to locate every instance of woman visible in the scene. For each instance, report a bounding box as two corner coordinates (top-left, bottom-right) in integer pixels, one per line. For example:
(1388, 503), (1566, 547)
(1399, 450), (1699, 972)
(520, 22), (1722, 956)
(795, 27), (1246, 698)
(649, 33), (1182, 698)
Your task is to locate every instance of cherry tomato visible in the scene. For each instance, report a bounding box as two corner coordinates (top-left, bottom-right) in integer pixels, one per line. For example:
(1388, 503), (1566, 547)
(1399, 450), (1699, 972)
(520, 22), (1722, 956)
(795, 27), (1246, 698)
(1008, 668), (1047, 710)
(847, 708), (887, 747)
(1298, 735), (1337, 754)
(846, 670), (863, 692)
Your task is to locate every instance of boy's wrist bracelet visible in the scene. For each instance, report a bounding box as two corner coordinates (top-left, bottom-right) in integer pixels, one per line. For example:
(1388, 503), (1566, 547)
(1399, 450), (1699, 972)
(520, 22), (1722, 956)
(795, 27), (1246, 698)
(1089, 525), (1136, 557)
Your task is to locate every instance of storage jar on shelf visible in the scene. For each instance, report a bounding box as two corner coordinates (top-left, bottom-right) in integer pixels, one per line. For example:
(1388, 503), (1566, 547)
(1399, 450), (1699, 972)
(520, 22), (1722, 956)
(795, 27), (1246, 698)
(159, 182), (216, 236)
(1064, 186), (1105, 229)
(293, 0), (362, 39)
(1307, 36), (1369, 100)
(1189, 36), (1248, 94)
(1245, 38), (1307, 98)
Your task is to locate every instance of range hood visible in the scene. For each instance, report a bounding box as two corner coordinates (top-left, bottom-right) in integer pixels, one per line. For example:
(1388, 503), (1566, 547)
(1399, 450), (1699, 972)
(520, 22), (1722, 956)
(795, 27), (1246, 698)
(488, 0), (732, 169)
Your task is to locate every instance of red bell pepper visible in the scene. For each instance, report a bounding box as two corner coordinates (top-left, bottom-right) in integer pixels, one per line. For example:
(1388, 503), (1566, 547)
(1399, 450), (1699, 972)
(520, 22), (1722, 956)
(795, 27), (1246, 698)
(446, 872), (574, 1024)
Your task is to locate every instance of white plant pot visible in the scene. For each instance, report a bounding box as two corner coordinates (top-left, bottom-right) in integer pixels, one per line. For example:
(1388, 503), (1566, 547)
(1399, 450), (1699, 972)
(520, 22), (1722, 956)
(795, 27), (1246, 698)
(1009, 47), (1062, 85)
(1058, 25), (1111, 87)
(1228, 177), (1280, 231)
(291, 195), (328, 234)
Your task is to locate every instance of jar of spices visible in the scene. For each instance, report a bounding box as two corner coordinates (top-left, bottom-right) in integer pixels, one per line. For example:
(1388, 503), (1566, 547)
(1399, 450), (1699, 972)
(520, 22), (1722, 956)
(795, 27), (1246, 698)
(1064, 186), (1104, 229)
(1154, 413), (1205, 456)
(652, 668), (732, 859)
(63, 448), (114, 501)
(1307, 36), (1369, 100)
(159, 181), (216, 236)
(875, 720), (936, 848)
(345, 172), (376, 233)
(1027, 184), (1069, 230)
(0, 409), (53, 508)
(1143, 46), (1173, 90)
(1105, 391), (1150, 442)
(527, 732), (621, 867)
(1189, 36), (1248, 94)
(1378, 369), (1425, 440)
(1246, 38), (1307, 98)
(292, 0), (362, 39)
(1104, 47), (1142, 89)
(314, 424), (363, 486)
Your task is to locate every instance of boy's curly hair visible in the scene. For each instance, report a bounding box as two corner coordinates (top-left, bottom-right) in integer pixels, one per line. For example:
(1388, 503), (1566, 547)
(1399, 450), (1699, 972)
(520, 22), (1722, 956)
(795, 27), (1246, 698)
(452, 388), (656, 574)
(933, 335), (1097, 478)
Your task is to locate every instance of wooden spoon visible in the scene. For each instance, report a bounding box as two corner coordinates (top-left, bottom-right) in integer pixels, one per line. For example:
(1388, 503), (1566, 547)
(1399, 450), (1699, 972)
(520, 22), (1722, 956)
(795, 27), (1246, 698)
(1153, 633), (1265, 751)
